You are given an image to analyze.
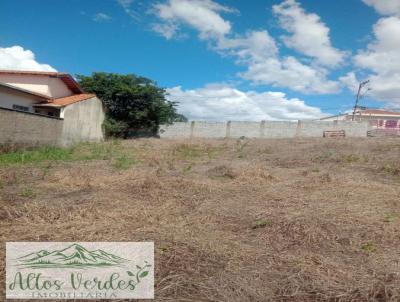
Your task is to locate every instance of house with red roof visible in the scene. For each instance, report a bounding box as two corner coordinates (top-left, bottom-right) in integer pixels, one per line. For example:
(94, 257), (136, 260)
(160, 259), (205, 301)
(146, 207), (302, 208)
(0, 70), (105, 145)
(321, 108), (400, 129)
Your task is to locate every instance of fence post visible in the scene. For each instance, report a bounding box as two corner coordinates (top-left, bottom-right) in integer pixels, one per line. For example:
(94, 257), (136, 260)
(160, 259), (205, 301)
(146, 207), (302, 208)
(190, 121), (195, 139)
(260, 120), (266, 138)
(296, 120), (302, 137)
(226, 121), (231, 138)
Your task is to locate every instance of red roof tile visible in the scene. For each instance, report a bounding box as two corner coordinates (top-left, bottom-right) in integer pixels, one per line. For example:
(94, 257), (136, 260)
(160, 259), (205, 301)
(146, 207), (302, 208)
(49, 94), (96, 106)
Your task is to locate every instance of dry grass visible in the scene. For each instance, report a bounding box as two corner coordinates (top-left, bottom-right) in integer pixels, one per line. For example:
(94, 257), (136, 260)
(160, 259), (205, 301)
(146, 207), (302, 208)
(1, 137), (400, 301)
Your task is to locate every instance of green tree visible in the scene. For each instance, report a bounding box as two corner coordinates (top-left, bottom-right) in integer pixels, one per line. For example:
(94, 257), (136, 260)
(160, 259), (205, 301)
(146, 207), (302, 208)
(174, 113), (188, 122)
(77, 72), (185, 138)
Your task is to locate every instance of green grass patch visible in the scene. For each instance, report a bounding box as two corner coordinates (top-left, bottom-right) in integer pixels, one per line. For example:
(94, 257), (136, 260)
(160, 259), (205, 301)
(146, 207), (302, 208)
(383, 214), (397, 223)
(361, 242), (376, 253)
(0, 140), (131, 167)
(112, 154), (136, 170)
(235, 139), (249, 159)
(0, 147), (73, 166)
(251, 218), (273, 230)
(173, 143), (224, 160)
(342, 154), (361, 163)
(381, 164), (400, 176)
(174, 144), (203, 160)
(18, 187), (36, 198)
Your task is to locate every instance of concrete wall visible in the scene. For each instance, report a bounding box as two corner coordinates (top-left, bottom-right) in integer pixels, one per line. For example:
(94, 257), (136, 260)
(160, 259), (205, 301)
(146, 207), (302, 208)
(0, 74), (73, 98)
(0, 108), (63, 146)
(193, 122), (227, 138)
(61, 97), (105, 146)
(160, 120), (372, 139)
(0, 98), (105, 147)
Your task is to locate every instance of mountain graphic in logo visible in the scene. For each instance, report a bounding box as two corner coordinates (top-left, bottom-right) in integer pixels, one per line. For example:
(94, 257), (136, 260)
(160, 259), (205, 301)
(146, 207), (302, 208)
(17, 244), (128, 269)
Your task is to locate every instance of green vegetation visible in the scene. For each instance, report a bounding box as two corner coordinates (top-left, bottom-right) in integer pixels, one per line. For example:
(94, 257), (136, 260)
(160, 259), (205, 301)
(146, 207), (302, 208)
(342, 154), (361, 163)
(0, 147), (72, 166)
(112, 154), (136, 170)
(0, 141), (134, 167)
(361, 242), (376, 253)
(173, 144), (203, 160)
(381, 164), (400, 176)
(18, 187), (36, 198)
(383, 214), (397, 223)
(182, 163), (194, 173)
(251, 218), (273, 229)
(77, 72), (186, 138)
(173, 143), (224, 160)
(235, 139), (248, 159)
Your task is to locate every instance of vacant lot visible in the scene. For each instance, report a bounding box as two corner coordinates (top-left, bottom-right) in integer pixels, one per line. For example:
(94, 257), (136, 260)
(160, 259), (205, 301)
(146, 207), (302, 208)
(1, 138), (400, 301)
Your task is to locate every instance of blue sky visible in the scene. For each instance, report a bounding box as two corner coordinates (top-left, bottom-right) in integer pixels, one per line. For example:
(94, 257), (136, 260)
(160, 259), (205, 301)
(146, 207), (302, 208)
(1, 0), (400, 121)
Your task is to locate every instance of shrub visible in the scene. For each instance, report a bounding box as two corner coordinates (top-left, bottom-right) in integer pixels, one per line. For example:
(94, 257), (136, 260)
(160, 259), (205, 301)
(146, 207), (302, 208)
(103, 118), (129, 138)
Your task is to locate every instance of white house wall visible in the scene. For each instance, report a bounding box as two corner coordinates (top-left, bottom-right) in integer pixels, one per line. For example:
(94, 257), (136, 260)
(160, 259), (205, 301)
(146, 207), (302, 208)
(61, 97), (105, 145)
(0, 86), (40, 112)
(0, 74), (73, 98)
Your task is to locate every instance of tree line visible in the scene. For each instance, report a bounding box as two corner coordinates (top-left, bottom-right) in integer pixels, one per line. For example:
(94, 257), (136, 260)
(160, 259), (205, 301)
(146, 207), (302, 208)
(77, 72), (187, 138)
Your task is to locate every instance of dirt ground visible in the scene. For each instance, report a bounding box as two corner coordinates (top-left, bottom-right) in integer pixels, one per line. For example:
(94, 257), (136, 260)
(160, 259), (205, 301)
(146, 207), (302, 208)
(1, 138), (400, 302)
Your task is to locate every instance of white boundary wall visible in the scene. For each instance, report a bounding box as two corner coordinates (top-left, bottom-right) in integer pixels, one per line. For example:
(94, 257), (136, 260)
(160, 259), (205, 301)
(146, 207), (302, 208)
(160, 120), (371, 139)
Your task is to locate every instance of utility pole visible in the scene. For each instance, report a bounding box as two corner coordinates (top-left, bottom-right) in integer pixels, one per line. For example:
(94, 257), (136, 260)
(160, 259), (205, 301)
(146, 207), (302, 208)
(352, 80), (370, 121)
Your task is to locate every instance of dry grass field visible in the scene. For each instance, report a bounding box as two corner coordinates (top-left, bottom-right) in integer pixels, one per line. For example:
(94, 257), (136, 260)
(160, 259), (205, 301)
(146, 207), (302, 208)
(1, 138), (400, 301)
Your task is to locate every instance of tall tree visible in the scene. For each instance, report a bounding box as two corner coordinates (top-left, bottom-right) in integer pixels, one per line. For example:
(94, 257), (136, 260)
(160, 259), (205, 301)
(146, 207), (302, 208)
(77, 72), (184, 137)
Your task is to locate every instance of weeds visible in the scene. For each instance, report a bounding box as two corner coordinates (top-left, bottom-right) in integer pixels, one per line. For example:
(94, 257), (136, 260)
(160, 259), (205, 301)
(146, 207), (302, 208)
(0, 141), (128, 167)
(18, 187), (36, 198)
(0, 147), (72, 166)
(183, 163), (193, 173)
(383, 214), (397, 223)
(314, 150), (337, 163)
(361, 242), (376, 253)
(251, 218), (272, 229)
(112, 154), (136, 170)
(173, 144), (203, 160)
(342, 154), (361, 163)
(173, 143), (223, 160)
(208, 165), (236, 179)
(1, 138), (400, 301)
(235, 139), (248, 159)
(381, 164), (400, 176)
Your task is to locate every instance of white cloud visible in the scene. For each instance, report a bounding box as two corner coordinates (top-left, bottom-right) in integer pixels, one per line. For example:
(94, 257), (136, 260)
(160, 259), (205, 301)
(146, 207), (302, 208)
(117, 0), (140, 20)
(216, 31), (279, 61)
(167, 84), (326, 121)
(151, 0), (340, 95)
(354, 17), (400, 74)
(217, 31), (340, 94)
(93, 13), (112, 22)
(151, 23), (181, 40)
(0, 46), (56, 72)
(272, 0), (346, 66)
(151, 0), (235, 40)
(240, 55), (340, 94)
(339, 72), (359, 92)
(348, 16), (400, 103)
(362, 0), (400, 16)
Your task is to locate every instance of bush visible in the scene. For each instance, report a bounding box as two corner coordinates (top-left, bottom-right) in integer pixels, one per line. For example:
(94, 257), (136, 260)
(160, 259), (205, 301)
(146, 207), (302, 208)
(103, 118), (129, 138)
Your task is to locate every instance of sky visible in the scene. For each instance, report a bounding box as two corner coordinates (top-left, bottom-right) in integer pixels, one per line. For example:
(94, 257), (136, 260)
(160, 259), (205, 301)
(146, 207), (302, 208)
(1, 0), (400, 121)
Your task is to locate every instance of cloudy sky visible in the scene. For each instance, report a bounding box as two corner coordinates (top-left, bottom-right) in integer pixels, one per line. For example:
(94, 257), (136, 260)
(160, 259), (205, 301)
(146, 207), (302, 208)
(1, 0), (400, 120)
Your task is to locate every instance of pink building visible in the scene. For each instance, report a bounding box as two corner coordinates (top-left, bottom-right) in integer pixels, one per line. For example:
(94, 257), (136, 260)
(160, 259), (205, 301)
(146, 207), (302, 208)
(321, 109), (400, 129)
